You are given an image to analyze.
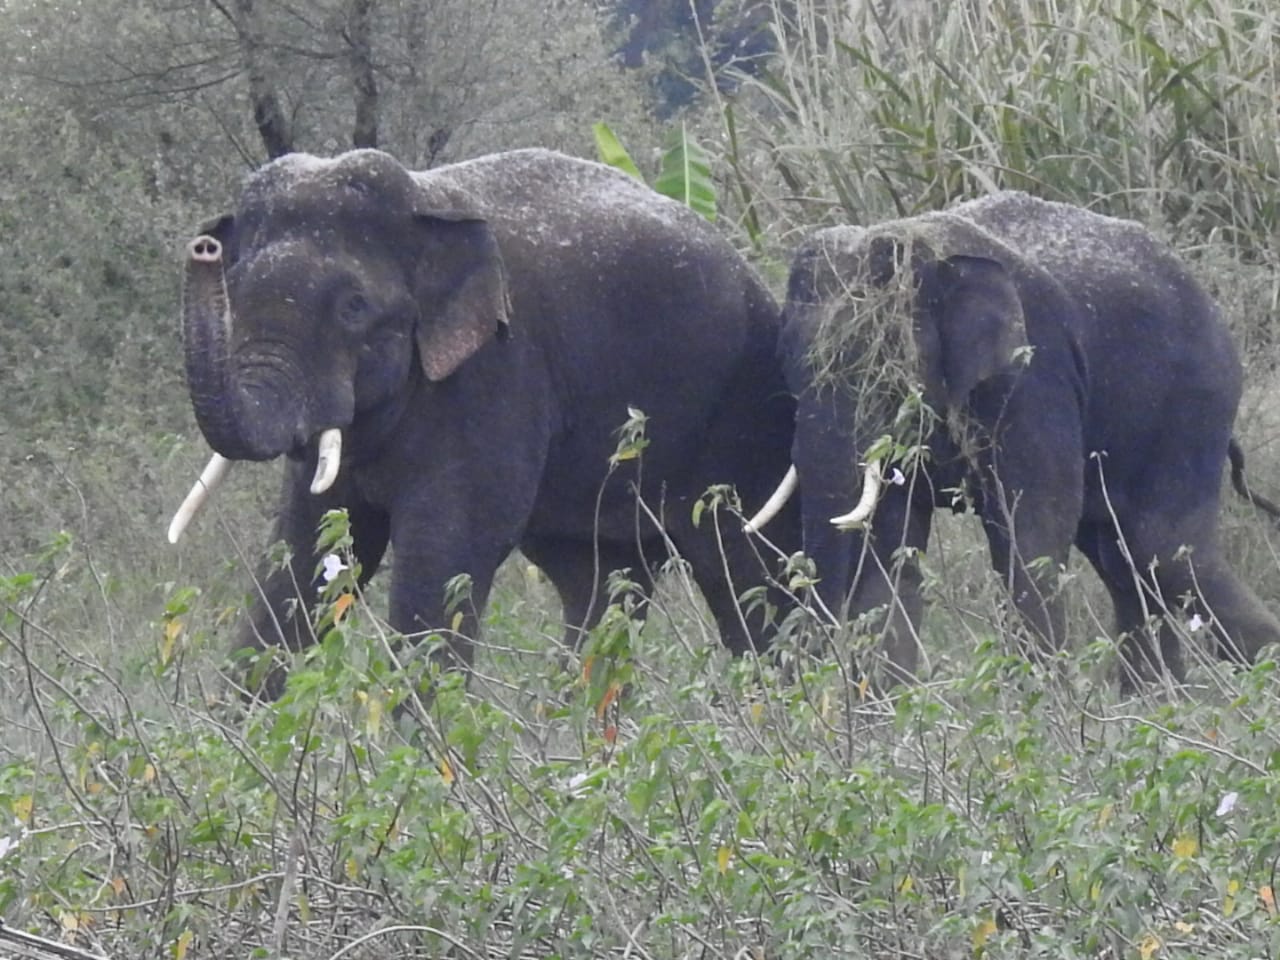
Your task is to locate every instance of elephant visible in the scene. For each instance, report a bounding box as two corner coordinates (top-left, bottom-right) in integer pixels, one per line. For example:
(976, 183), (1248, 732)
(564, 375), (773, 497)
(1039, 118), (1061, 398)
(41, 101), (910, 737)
(168, 147), (799, 695)
(746, 191), (1280, 688)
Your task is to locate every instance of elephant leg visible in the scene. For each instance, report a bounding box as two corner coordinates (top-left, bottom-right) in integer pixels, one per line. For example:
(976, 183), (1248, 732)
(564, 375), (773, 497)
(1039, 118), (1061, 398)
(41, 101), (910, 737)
(1075, 520), (1184, 691)
(977, 470), (1079, 659)
(387, 538), (504, 674)
(668, 513), (784, 657)
(1184, 558), (1280, 663)
(238, 459), (391, 696)
(520, 535), (658, 651)
(1104, 482), (1280, 679)
(1139, 537), (1280, 668)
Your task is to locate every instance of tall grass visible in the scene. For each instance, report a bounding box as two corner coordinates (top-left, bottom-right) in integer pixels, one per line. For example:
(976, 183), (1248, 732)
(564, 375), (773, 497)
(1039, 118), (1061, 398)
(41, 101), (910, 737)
(721, 0), (1280, 251)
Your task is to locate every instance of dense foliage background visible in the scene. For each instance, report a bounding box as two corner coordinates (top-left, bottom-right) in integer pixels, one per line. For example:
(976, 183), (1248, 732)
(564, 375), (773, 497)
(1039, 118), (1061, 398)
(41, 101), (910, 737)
(3, 1), (1280, 957)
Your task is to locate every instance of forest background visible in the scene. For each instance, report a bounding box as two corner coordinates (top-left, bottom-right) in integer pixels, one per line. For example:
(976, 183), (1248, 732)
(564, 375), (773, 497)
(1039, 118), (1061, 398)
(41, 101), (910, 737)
(3, 1), (1280, 958)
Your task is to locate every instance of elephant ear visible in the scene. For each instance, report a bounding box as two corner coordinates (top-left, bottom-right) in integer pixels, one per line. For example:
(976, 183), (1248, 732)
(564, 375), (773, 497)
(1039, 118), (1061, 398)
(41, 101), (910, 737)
(914, 254), (1026, 408)
(412, 209), (512, 382)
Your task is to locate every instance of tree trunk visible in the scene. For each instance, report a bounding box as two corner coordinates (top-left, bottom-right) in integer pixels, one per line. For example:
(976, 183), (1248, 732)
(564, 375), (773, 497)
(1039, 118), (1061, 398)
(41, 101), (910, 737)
(348, 0), (379, 149)
(231, 0), (292, 159)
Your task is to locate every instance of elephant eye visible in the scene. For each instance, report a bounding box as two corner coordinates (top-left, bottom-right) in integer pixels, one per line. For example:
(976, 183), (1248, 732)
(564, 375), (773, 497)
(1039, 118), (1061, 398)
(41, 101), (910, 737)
(336, 290), (371, 332)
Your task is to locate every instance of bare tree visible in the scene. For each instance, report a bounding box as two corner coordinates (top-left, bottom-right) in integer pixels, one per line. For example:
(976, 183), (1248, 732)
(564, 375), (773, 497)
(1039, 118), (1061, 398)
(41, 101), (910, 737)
(214, 0), (294, 158)
(347, 0), (378, 148)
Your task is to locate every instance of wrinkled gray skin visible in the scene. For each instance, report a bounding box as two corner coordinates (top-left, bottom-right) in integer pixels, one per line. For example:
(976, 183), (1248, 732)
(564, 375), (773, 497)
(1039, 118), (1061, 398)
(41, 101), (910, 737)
(780, 192), (1280, 688)
(179, 148), (798, 695)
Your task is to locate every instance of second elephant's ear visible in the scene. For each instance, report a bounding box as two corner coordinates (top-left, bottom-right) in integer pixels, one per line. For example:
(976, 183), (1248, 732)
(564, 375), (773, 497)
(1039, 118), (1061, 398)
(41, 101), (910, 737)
(413, 211), (512, 382)
(914, 254), (1027, 408)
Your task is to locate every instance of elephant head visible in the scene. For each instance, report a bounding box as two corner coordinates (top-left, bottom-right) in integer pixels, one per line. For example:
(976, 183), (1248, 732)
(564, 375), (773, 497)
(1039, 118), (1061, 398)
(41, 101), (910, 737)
(750, 228), (1030, 532)
(171, 150), (510, 540)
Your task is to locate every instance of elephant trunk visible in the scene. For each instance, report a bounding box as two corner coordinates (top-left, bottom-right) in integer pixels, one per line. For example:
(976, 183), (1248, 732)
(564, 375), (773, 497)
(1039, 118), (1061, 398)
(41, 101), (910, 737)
(181, 236), (274, 461)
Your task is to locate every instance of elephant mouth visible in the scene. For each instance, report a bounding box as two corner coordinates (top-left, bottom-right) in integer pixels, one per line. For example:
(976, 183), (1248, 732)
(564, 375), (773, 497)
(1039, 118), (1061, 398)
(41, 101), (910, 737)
(167, 427), (342, 545)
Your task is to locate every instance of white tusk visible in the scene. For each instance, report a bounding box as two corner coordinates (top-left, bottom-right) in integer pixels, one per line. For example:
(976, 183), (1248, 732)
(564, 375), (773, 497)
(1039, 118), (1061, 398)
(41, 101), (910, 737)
(829, 460), (884, 530)
(167, 454), (233, 544)
(310, 428), (343, 494)
(743, 465), (798, 534)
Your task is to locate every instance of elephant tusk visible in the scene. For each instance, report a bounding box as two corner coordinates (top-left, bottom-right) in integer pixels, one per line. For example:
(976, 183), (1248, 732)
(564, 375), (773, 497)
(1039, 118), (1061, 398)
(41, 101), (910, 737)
(310, 428), (343, 494)
(167, 453), (233, 544)
(829, 460), (884, 530)
(743, 464), (798, 534)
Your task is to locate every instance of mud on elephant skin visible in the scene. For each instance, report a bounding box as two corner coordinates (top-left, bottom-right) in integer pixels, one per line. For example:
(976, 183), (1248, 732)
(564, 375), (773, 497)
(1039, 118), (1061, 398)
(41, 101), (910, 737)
(169, 147), (799, 696)
(750, 191), (1280, 688)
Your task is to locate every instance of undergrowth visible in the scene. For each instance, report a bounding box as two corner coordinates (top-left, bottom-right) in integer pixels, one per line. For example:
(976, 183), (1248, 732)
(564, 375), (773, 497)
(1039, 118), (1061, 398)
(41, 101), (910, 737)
(3, 505), (1280, 959)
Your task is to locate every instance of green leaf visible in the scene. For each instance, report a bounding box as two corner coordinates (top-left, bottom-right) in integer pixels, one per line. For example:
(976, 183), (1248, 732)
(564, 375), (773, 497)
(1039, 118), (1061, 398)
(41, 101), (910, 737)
(592, 122), (643, 181)
(653, 124), (717, 222)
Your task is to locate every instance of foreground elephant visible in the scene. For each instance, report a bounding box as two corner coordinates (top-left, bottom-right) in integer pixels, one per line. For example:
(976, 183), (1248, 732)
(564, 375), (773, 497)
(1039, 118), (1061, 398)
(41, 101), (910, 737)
(749, 191), (1280, 686)
(170, 147), (798, 693)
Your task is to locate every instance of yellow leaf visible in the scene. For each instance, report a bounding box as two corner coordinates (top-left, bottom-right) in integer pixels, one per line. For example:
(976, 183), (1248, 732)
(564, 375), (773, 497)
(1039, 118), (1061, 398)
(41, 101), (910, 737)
(333, 592), (354, 623)
(345, 857), (359, 881)
(87, 782), (102, 796)
(12, 795), (33, 822)
(143, 763), (156, 784)
(440, 756), (455, 785)
(820, 688), (831, 721)
(59, 911), (79, 934)
(972, 917), (998, 950)
(717, 845), (732, 875)
(365, 695), (383, 737)
(1096, 802), (1114, 828)
(857, 675), (871, 701)
(174, 928), (194, 960)
(582, 654), (595, 683)
(1090, 880), (1102, 902)
(110, 876), (126, 896)
(1138, 932), (1160, 960)
(1172, 835), (1197, 859)
(898, 874), (914, 894)
(161, 617), (182, 664)
(749, 701), (764, 724)
(451, 610), (464, 633)
(614, 447), (639, 462)
(1173, 921), (1194, 934)
(1261, 885), (1276, 917)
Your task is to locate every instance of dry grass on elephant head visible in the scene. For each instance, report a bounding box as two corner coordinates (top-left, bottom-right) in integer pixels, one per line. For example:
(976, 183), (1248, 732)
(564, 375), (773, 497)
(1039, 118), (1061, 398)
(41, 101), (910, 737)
(797, 209), (1033, 452)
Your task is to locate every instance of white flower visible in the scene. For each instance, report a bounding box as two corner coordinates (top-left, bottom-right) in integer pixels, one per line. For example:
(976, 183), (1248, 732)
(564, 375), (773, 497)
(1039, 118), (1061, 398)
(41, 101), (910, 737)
(1215, 791), (1239, 817)
(0, 834), (19, 860)
(321, 554), (349, 583)
(889, 467), (906, 486)
(1186, 613), (1205, 633)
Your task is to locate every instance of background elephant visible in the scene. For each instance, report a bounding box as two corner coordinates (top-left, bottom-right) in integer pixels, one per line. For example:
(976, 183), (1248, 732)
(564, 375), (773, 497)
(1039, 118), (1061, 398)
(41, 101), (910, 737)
(170, 147), (799, 694)
(759, 191), (1280, 687)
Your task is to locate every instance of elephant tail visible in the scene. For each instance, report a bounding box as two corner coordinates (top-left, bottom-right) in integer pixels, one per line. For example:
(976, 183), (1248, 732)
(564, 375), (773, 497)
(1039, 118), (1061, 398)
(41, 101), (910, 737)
(1228, 438), (1280, 521)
